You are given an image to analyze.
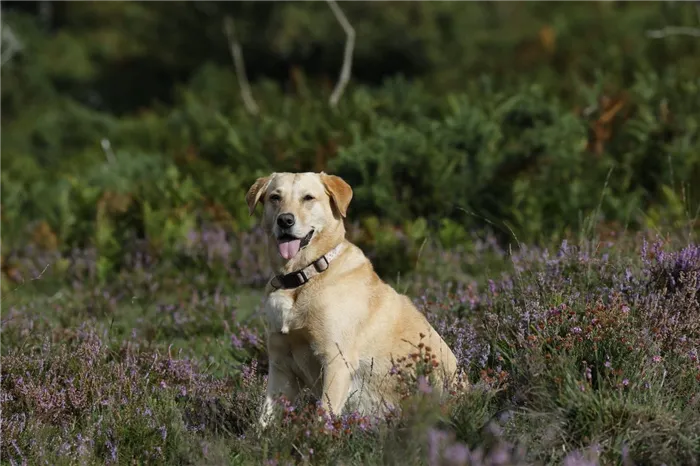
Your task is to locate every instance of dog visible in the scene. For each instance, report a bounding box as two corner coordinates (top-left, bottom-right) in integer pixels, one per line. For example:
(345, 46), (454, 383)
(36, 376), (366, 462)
(246, 172), (460, 428)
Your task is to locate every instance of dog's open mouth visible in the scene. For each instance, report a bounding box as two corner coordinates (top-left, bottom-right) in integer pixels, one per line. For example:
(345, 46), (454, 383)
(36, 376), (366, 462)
(277, 230), (314, 260)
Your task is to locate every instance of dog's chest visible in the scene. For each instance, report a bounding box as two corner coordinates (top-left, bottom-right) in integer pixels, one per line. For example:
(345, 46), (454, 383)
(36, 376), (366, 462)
(264, 290), (305, 334)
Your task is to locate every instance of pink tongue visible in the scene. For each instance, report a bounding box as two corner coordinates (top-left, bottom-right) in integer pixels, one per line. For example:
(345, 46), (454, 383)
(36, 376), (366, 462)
(278, 239), (301, 260)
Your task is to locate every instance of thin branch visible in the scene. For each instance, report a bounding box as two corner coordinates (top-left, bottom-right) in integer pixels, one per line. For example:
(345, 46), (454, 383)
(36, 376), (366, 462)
(326, 0), (355, 107)
(101, 138), (116, 164)
(646, 26), (700, 38)
(223, 16), (259, 116)
(1, 24), (23, 67)
(32, 263), (51, 281)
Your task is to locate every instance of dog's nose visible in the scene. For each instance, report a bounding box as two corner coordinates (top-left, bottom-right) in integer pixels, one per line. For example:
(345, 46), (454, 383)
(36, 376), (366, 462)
(277, 213), (295, 229)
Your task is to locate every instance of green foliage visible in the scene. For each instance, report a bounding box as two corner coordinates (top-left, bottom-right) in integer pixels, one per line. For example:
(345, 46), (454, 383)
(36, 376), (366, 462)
(2, 2), (700, 276)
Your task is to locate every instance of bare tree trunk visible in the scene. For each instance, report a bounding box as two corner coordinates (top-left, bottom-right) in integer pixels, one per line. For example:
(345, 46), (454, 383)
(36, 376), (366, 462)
(327, 0), (355, 107)
(224, 16), (259, 116)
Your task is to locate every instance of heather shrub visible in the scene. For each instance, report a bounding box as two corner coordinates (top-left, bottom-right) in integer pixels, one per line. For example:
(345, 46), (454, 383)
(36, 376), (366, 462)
(0, 330), (234, 465)
(465, 238), (700, 464)
(637, 241), (700, 355)
(3, 232), (699, 464)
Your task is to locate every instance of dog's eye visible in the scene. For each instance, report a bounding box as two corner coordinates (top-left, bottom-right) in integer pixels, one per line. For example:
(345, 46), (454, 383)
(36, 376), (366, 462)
(269, 194), (281, 202)
(303, 194), (315, 202)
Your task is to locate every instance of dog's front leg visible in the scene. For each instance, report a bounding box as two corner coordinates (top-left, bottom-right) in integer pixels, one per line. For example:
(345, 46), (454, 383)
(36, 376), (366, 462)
(259, 336), (300, 429)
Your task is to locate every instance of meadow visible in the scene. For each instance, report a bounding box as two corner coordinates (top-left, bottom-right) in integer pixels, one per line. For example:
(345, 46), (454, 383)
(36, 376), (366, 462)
(2, 2), (700, 465)
(2, 229), (700, 465)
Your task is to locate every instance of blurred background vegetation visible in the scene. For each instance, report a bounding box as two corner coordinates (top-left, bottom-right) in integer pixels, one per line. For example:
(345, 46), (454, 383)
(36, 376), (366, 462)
(2, 1), (700, 281)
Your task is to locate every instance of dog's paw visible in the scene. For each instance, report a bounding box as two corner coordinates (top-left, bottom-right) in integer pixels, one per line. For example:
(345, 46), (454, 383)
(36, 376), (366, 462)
(258, 399), (275, 430)
(259, 411), (273, 430)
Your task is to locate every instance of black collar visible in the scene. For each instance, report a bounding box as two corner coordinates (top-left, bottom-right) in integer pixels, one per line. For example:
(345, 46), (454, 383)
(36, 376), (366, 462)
(269, 243), (344, 290)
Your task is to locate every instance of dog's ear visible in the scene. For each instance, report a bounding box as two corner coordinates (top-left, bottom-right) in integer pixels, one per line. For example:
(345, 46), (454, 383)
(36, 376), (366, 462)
(245, 175), (273, 216)
(321, 173), (353, 218)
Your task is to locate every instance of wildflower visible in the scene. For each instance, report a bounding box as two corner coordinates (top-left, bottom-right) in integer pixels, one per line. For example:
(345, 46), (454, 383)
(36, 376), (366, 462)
(240, 327), (260, 346)
(559, 239), (569, 257)
(324, 417), (335, 433)
(652, 355), (662, 363)
(427, 428), (450, 466)
(488, 279), (497, 295)
(106, 439), (118, 463)
(231, 334), (243, 349)
(443, 443), (469, 464)
(417, 376), (433, 394)
(571, 327), (582, 335)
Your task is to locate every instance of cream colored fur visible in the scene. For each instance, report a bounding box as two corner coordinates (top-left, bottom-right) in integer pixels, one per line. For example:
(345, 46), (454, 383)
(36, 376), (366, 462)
(246, 172), (460, 428)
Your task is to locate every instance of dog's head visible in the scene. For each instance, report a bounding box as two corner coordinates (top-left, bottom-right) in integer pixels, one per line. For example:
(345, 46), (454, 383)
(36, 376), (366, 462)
(246, 172), (352, 268)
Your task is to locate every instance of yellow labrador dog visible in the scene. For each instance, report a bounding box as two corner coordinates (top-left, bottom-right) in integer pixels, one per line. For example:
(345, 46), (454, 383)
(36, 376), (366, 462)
(246, 172), (460, 427)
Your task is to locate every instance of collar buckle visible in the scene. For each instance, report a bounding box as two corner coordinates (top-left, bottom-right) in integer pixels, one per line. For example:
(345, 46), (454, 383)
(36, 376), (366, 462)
(313, 255), (329, 273)
(288, 270), (308, 287)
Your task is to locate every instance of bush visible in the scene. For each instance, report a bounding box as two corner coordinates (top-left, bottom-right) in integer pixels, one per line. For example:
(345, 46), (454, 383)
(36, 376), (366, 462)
(2, 3), (700, 277)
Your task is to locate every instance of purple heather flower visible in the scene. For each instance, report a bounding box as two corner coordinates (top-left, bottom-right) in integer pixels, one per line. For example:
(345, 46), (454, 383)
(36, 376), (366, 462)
(106, 440), (118, 463)
(443, 443), (469, 464)
(417, 376), (433, 394)
(231, 334), (243, 349)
